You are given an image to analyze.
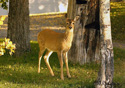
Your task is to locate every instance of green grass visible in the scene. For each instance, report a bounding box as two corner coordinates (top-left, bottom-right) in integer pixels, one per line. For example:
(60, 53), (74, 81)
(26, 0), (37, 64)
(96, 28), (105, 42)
(0, 2), (125, 88)
(113, 47), (125, 88)
(111, 2), (125, 41)
(0, 41), (125, 88)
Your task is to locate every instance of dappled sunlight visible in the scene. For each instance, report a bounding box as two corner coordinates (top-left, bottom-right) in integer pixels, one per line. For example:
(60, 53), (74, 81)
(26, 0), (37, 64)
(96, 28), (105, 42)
(110, 2), (125, 16)
(110, 2), (125, 9)
(0, 41), (99, 87)
(0, 1), (124, 87)
(110, 2), (125, 40)
(29, 12), (66, 17)
(0, 40), (124, 87)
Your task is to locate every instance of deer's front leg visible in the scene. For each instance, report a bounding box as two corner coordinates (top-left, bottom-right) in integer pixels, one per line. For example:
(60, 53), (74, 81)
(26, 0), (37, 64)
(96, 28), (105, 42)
(57, 51), (64, 80)
(63, 52), (71, 78)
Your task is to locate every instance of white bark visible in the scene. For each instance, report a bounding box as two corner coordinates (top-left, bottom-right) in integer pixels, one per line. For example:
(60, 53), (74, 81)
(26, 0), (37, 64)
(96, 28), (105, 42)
(95, 0), (114, 87)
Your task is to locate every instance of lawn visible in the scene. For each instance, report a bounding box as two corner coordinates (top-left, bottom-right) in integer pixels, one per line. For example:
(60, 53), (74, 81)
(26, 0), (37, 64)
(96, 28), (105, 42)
(110, 2), (125, 41)
(0, 1), (125, 88)
(0, 41), (125, 88)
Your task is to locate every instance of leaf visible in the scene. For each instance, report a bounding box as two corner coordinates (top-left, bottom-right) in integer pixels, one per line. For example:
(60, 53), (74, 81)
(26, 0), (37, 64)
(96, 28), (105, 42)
(0, 38), (16, 56)
(0, 51), (4, 56)
(9, 51), (12, 55)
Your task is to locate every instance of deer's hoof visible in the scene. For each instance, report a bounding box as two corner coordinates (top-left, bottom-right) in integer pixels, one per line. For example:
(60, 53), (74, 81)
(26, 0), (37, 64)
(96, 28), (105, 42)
(68, 75), (71, 78)
(61, 76), (64, 80)
(51, 74), (55, 77)
(38, 70), (40, 73)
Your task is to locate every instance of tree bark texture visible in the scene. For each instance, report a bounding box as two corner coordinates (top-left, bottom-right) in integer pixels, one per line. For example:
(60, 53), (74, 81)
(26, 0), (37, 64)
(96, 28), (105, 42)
(95, 0), (114, 88)
(68, 0), (100, 65)
(67, 0), (76, 19)
(7, 0), (30, 56)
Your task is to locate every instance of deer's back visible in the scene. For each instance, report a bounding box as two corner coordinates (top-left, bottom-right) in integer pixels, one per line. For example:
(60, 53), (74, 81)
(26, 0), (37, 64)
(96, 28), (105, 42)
(38, 29), (67, 51)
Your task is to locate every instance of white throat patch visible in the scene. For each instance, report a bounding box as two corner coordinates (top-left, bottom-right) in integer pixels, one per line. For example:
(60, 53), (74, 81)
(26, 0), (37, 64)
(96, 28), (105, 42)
(69, 29), (73, 32)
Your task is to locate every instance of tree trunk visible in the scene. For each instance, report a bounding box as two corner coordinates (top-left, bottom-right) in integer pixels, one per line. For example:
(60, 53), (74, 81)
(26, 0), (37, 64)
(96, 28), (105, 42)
(95, 0), (114, 87)
(67, 0), (114, 87)
(68, 0), (100, 65)
(7, 0), (30, 56)
(67, 0), (76, 19)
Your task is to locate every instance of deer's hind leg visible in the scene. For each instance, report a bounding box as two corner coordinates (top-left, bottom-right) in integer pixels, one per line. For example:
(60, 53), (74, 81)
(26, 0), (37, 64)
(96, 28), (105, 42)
(38, 46), (45, 73)
(44, 50), (54, 76)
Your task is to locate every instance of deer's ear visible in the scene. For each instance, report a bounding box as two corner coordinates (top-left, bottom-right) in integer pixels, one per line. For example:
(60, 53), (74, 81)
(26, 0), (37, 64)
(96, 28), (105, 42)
(66, 18), (70, 21)
(74, 16), (80, 21)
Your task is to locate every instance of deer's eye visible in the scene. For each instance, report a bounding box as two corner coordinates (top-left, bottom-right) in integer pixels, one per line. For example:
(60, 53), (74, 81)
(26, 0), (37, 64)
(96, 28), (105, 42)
(72, 22), (74, 24)
(67, 23), (69, 25)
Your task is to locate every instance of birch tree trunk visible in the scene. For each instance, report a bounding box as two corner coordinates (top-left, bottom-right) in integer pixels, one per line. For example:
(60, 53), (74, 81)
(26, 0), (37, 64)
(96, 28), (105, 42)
(68, 0), (100, 65)
(7, 0), (30, 56)
(95, 0), (114, 87)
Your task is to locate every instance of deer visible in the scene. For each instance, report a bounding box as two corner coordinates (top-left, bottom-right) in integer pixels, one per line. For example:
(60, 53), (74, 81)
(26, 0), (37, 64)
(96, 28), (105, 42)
(37, 16), (79, 80)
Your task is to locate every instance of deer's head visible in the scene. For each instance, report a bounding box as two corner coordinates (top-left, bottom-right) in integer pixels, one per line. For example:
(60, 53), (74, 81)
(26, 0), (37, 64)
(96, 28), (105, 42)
(66, 16), (80, 31)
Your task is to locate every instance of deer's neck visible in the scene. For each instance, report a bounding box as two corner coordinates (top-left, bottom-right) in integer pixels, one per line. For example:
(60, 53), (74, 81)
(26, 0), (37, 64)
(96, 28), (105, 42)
(64, 29), (74, 43)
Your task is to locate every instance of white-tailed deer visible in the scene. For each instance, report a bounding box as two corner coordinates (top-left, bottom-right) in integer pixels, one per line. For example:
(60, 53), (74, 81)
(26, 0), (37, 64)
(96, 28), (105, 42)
(37, 17), (79, 80)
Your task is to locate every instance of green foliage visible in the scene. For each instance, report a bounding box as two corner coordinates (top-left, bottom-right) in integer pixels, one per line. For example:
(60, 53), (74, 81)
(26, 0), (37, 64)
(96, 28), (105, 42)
(0, 41), (124, 88)
(0, 0), (8, 10)
(111, 2), (125, 41)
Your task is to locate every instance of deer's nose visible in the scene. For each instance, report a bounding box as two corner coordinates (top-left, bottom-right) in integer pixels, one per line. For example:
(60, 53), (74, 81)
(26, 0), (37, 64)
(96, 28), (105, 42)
(69, 27), (72, 29)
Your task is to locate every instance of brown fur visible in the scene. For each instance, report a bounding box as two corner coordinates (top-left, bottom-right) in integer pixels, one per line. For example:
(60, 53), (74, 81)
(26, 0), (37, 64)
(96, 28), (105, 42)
(37, 18), (76, 80)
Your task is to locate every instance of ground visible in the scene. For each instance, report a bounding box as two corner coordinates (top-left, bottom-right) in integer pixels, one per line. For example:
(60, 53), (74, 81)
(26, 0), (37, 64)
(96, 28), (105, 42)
(0, 1), (125, 88)
(0, 41), (124, 88)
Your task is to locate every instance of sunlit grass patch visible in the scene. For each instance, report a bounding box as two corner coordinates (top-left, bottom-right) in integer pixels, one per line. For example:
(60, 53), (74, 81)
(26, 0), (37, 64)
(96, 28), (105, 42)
(0, 40), (125, 88)
(110, 2), (125, 41)
(0, 2), (125, 87)
(110, 2), (125, 18)
(0, 41), (98, 88)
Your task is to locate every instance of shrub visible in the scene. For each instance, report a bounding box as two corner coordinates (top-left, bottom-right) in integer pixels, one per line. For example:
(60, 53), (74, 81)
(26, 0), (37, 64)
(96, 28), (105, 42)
(0, 38), (16, 56)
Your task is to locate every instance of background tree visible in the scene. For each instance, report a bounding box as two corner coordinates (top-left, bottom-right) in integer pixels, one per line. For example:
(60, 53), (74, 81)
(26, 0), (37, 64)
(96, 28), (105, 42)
(67, 0), (100, 64)
(7, 0), (30, 56)
(67, 0), (114, 87)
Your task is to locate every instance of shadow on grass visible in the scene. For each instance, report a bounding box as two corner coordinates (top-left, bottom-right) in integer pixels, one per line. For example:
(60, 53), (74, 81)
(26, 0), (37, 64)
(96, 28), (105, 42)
(0, 67), (95, 87)
(0, 42), (60, 67)
(0, 42), (97, 87)
(0, 42), (63, 86)
(1, 42), (124, 87)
